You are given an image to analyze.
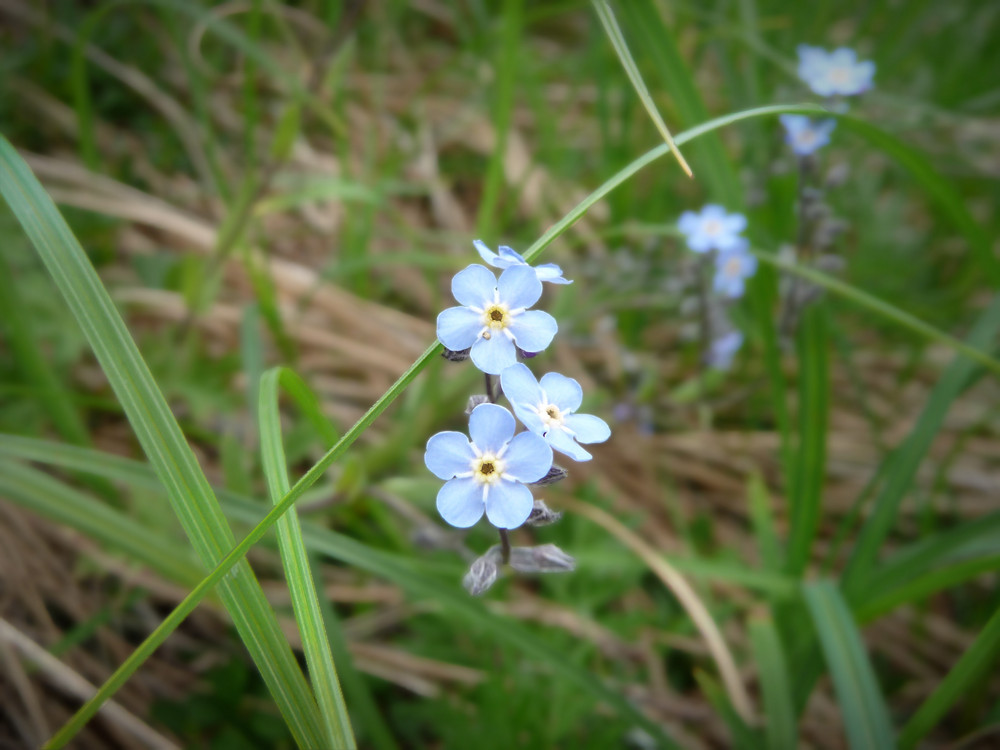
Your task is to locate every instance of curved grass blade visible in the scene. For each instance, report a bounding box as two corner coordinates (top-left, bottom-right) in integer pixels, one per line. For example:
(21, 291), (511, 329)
(592, 0), (692, 176)
(898, 606), (1000, 749)
(259, 368), (355, 750)
(0, 135), (324, 749)
(803, 581), (895, 749)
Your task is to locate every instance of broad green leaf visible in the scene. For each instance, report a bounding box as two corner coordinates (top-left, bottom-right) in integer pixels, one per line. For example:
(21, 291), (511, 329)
(804, 581), (895, 750)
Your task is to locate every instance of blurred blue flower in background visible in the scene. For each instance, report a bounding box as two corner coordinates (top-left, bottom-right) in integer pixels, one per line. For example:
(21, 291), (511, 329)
(425, 403), (553, 529)
(712, 240), (758, 298)
(706, 330), (744, 371)
(437, 264), (558, 374)
(780, 114), (837, 156)
(678, 204), (747, 253)
(473, 240), (572, 284)
(500, 363), (611, 461)
(796, 45), (875, 97)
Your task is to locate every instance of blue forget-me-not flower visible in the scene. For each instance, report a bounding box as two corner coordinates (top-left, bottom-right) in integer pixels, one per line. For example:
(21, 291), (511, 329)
(713, 240), (758, 299)
(425, 402), (553, 529)
(796, 45), (875, 98)
(780, 115), (837, 156)
(437, 264), (558, 375)
(706, 330), (744, 371)
(474, 240), (572, 285)
(678, 204), (748, 254)
(500, 363), (611, 462)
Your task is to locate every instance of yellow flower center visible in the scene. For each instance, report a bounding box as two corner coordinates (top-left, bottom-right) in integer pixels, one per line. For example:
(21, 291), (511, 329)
(703, 218), (722, 236)
(472, 454), (505, 485)
(538, 402), (566, 431)
(724, 256), (742, 277)
(483, 304), (509, 330)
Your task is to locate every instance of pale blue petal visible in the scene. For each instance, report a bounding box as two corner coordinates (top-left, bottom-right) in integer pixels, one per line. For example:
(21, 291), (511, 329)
(539, 371), (583, 412)
(500, 363), (544, 410)
(497, 264), (542, 310)
(437, 306), (482, 351)
(534, 263), (572, 284)
(702, 204), (727, 221)
(436, 477), (484, 528)
(678, 210), (700, 236)
(564, 413), (611, 444)
(425, 431), (475, 479)
(468, 402), (515, 453)
(452, 264), (497, 307)
(685, 233), (713, 253)
(497, 245), (528, 264)
(473, 239), (503, 267)
(470, 334), (517, 375)
(502, 431), (552, 483)
(484, 481), (533, 529)
(546, 428), (592, 461)
(509, 310), (557, 353)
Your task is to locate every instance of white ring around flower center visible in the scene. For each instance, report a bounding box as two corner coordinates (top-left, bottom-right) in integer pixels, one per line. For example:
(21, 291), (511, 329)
(536, 401), (567, 431)
(470, 453), (505, 486)
(703, 218), (722, 236)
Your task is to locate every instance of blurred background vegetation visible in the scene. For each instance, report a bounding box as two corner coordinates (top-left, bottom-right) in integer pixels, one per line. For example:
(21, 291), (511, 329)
(1, 0), (999, 747)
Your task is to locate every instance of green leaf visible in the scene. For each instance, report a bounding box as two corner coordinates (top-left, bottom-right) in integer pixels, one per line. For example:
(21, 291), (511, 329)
(259, 368), (356, 749)
(749, 617), (797, 750)
(0, 134), (325, 749)
(803, 581), (895, 750)
(841, 293), (1000, 599)
(786, 304), (830, 573)
(898, 605), (1000, 749)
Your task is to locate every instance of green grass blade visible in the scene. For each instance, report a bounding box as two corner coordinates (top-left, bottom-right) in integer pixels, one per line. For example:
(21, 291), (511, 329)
(612, 1), (739, 203)
(803, 581), (895, 750)
(786, 304), (830, 573)
(592, 0), (693, 177)
(835, 114), (1000, 285)
(898, 605), (1000, 749)
(747, 472), (783, 572)
(754, 253), (1000, 377)
(841, 293), (1000, 598)
(0, 135), (324, 749)
(748, 617), (797, 750)
(11, 103), (827, 738)
(0, 459), (203, 586)
(259, 368), (356, 750)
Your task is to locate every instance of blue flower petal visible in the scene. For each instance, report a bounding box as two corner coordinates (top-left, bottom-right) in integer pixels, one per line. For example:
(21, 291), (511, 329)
(437, 306), (482, 351)
(538, 371), (583, 413)
(509, 310), (557, 353)
(546, 428), (592, 461)
(497, 245), (528, 264)
(497, 264), (542, 310)
(468, 403), (515, 453)
(470, 333), (517, 375)
(425, 431), (475, 480)
(473, 239), (503, 267)
(452, 264), (497, 307)
(436, 477), (485, 528)
(564, 413), (611, 445)
(500, 364), (545, 430)
(484, 481), (533, 529)
(501, 431), (552, 483)
(678, 210), (700, 236)
(534, 263), (572, 284)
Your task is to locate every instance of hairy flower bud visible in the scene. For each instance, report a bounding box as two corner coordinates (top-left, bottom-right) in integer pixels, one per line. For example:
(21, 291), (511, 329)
(463, 546), (503, 595)
(526, 498), (563, 526)
(531, 465), (568, 487)
(508, 544), (576, 574)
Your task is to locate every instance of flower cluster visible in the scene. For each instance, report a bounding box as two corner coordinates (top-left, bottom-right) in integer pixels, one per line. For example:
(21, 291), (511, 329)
(677, 206), (756, 369)
(783, 44), (875, 159)
(427, 241), (610, 592)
